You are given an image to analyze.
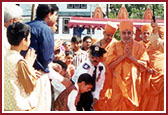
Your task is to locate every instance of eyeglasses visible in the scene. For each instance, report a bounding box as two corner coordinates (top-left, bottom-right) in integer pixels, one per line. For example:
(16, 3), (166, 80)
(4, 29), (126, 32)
(121, 31), (132, 35)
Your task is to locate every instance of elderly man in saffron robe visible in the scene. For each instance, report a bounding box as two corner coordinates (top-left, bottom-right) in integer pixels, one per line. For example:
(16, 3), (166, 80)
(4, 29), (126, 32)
(139, 21), (164, 111)
(96, 21), (149, 111)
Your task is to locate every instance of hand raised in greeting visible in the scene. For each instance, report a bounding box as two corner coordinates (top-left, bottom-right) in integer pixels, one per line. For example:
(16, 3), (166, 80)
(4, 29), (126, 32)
(25, 48), (37, 67)
(124, 44), (132, 59)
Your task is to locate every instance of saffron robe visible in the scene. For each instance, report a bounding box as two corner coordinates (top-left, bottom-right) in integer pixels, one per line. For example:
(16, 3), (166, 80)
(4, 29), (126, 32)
(140, 34), (164, 111)
(95, 39), (149, 111)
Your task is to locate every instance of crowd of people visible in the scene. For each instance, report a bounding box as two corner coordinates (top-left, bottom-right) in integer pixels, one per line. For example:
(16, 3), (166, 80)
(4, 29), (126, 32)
(3, 4), (164, 111)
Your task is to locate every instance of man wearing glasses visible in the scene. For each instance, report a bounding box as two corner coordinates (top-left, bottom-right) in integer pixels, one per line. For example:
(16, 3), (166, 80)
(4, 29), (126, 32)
(99, 21), (149, 111)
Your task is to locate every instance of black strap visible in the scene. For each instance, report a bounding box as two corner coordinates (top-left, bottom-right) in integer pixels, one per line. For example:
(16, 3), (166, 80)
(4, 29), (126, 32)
(91, 66), (97, 91)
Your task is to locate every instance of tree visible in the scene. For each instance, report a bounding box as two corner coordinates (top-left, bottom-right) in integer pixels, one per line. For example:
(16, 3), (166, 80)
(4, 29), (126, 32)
(114, 30), (121, 41)
(109, 4), (164, 41)
(109, 4), (164, 19)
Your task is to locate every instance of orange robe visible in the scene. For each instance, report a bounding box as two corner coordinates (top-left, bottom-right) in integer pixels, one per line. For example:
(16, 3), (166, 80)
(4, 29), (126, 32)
(95, 39), (149, 111)
(99, 38), (118, 63)
(140, 37), (164, 111)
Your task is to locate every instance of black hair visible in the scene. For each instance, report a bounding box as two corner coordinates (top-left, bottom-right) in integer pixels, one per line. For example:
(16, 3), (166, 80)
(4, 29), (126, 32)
(53, 60), (67, 70)
(65, 51), (73, 57)
(78, 73), (93, 85)
(36, 4), (59, 19)
(7, 22), (30, 46)
(71, 36), (81, 43)
(83, 36), (92, 42)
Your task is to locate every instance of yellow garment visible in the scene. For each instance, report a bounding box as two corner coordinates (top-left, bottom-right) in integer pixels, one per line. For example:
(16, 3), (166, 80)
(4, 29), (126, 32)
(17, 59), (38, 94)
(95, 40), (149, 111)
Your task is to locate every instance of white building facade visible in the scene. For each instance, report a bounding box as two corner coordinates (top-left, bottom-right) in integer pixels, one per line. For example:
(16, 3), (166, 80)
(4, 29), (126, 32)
(20, 4), (106, 41)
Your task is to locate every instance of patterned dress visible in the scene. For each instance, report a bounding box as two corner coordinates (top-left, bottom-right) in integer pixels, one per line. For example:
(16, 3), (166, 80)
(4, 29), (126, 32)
(4, 50), (36, 111)
(4, 50), (52, 111)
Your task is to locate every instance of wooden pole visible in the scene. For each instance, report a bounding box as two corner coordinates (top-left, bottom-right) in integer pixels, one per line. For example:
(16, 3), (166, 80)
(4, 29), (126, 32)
(31, 4), (35, 21)
(106, 4), (109, 18)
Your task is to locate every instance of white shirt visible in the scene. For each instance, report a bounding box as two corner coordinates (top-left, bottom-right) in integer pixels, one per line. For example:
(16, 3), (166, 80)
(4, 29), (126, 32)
(67, 83), (79, 111)
(51, 77), (66, 101)
(48, 62), (64, 82)
(72, 59), (105, 99)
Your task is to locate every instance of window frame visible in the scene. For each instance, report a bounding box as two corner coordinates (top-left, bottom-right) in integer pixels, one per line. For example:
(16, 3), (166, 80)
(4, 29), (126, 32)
(62, 18), (70, 34)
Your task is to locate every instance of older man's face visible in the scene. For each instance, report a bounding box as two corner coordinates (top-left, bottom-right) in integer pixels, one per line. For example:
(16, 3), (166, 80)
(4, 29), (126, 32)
(103, 31), (113, 44)
(120, 29), (133, 44)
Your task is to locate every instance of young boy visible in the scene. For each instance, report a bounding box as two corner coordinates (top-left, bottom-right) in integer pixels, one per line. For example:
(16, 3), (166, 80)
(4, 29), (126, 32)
(54, 73), (93, 111)
(71, 36), (88, 70)
(4, 22), (39, 111)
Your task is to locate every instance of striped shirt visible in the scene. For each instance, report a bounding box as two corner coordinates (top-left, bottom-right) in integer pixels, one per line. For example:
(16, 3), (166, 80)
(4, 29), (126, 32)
(72, 49), (88, 70)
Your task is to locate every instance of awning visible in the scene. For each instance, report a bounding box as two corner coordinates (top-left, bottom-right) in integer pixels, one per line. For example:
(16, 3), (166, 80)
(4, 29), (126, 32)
(68, 17), (106, 30)
(68, 16), (164, 30)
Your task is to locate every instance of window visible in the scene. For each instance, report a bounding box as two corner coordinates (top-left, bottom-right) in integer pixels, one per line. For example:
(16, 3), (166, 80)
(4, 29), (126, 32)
(81, 4), (87, 9)
(74, 4), (80, 9)
(19, 4), (32, 22)
(55, 18), (59, 34)
(67, 4), (87, 9)
(87, 28), (95, 34)
(62, 18), (70, 34)
(67, 4), (73, 9)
